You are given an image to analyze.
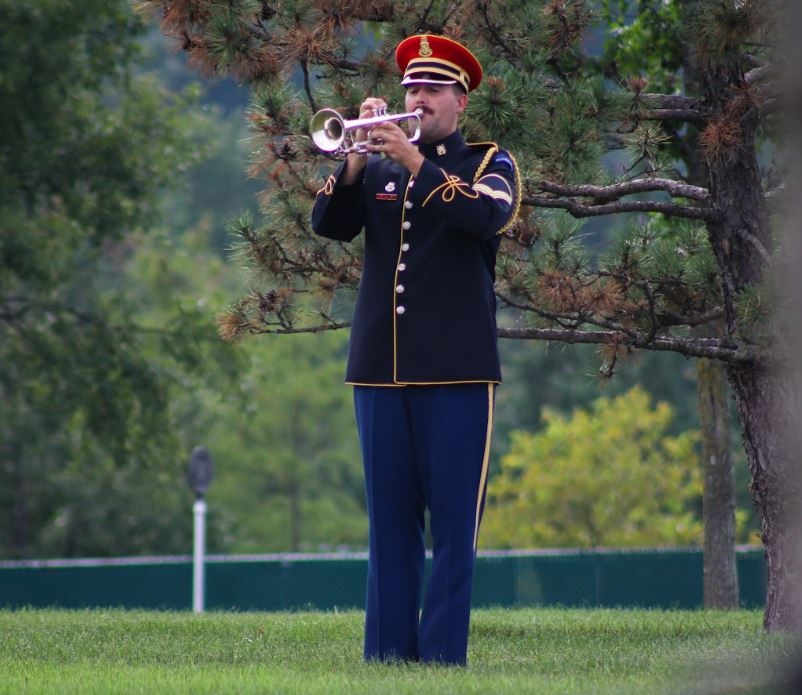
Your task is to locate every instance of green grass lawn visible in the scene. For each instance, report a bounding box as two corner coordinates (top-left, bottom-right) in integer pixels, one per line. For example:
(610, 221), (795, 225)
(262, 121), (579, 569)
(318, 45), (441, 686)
(0, 608), (796, 694)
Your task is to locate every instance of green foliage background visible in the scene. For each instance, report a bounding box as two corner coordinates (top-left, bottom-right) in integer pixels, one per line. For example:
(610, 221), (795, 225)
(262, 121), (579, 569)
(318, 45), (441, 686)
(0, 0), (760, 559)
(485, 387), (704, 548)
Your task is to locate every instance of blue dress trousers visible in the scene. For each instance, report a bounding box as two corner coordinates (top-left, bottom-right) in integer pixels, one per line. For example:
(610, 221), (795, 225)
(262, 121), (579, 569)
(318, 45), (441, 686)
(312, 130), (519, 664)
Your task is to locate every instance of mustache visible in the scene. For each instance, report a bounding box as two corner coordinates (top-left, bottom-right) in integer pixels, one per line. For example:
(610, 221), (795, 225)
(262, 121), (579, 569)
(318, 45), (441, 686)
(416, 107), (434, 115)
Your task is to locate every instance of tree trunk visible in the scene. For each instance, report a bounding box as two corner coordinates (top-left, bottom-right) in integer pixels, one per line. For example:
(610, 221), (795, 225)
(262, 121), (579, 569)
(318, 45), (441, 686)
(726, 364), (802, 630)
(701, 56), (802, 630)
(697, 354), (738, 608)
(680, 73), (740, 608)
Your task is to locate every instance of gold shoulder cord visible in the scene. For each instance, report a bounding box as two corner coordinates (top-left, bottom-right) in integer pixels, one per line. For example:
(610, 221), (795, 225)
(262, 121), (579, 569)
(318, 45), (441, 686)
(470, 142), (498, 183)
(469, 143), (522, 236)
(497, 150), (522, 236)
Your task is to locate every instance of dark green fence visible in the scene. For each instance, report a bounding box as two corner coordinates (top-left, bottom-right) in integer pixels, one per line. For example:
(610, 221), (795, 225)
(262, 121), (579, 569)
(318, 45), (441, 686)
(0, 547), (765, 611)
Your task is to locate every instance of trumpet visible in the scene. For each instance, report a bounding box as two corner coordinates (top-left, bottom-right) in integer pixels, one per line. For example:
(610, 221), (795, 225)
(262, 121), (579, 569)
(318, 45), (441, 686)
(310, 106), (424, 156)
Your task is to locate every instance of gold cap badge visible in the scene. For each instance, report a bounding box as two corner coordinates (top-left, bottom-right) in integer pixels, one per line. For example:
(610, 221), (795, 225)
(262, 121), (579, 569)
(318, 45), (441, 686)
(418, 35), (433, 57)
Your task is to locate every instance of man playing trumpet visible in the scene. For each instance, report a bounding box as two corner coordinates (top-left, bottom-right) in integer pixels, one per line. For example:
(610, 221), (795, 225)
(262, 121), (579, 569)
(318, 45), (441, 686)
(311, 34), (520, 666)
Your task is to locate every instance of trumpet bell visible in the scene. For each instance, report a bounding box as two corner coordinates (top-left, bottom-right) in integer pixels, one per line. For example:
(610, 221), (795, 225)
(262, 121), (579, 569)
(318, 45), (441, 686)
(309, 107), (424, 157)
(310, 108), (346, 153)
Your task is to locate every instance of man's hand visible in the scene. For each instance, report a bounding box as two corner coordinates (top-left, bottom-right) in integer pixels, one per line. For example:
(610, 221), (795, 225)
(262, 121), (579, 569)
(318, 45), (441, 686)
(365, 120), (425, 177)
(353, 97), (387, 145)
(341, 97), (425, 182)
(341, 97), (387, 185)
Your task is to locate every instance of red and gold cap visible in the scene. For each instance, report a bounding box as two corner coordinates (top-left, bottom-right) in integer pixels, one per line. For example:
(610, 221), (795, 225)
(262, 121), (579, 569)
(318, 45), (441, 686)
(395, 34), (483, 93)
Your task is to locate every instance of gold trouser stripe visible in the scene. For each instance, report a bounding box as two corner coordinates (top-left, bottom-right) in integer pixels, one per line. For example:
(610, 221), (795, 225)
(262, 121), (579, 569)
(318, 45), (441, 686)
(473, 383), (495, 551)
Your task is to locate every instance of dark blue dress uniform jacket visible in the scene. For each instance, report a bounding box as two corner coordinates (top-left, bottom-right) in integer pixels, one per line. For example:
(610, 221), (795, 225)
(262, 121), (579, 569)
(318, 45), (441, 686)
(311, 129), (519, 386)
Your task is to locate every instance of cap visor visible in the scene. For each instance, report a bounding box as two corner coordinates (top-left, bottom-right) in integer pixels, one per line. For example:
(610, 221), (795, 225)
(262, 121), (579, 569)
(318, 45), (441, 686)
(401, 75), (458, 86)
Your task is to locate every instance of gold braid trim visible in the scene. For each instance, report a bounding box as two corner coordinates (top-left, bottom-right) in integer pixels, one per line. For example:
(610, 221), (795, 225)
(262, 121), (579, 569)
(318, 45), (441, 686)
(316, 174), (336, 196)
(421, 169), (480, 206)
(467, 142), (522, 235)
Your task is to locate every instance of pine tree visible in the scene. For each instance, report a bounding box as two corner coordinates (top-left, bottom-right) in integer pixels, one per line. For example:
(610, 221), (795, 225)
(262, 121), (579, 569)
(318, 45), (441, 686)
(596, 0), (740, 612)
(139, 0), (798, 630)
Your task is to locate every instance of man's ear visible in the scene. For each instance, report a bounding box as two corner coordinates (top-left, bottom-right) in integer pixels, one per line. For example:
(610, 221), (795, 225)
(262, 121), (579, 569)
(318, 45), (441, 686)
(456, 92), (468, 114)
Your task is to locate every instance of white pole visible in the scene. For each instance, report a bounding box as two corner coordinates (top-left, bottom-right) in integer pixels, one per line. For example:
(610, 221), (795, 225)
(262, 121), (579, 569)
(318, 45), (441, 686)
(192, 498), (207, 613)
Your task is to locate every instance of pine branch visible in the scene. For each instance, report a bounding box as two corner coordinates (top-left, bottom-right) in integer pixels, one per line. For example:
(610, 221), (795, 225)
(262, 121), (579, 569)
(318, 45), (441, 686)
(638, 94), (707, 126)
(499, 284), (724, 337)
(247, 321), (350, 335)
(640, 108), (708, 125)
(336, 0), (394, 22)
(656, 307), (724, 328)
(525, 175), (715, 220)
(524, 195), (718, 221)
(300, 58), (317, 113)
(536, 178), (710, 203)
(640, 279), (659, 344)
(476, 1), (521, 69)
(734, 226), (771, 262)
(327, 58), (364, 73)
(740, 65), (781, 116)
(745, 64), (772, 85)
(496, 292), (639, 337)
(498, 326), (757, 363)
(642, 94), (705, 111)
(240, 316), (756, 363)
(742, 53), (766, 70)
(419, 0), (438, 30)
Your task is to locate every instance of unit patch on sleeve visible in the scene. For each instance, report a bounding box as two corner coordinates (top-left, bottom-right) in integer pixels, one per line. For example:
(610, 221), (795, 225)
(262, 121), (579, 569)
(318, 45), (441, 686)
(492, 153), (514, 171)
